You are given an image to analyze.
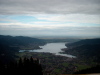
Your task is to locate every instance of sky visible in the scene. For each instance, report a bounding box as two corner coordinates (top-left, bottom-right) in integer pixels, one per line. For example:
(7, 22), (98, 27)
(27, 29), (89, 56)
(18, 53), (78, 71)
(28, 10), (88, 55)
(0, 0), (100, 38)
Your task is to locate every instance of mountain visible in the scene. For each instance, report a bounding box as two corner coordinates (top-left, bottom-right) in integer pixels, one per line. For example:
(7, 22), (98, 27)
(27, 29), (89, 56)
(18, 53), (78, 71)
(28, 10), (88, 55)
(0, 35), (46, 63)
(0, 35), (45, 46)
(64, 39), (100, 62)
(66, 38), (100, 47)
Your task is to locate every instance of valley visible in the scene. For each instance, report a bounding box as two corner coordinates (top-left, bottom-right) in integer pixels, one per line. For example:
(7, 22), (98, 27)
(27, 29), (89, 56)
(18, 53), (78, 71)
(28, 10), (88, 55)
(0, 35), (100, 74)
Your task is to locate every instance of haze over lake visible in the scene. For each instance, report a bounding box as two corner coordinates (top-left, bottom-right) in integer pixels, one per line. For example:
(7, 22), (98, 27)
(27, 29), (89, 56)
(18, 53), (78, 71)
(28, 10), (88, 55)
(20, 42), (76, 58)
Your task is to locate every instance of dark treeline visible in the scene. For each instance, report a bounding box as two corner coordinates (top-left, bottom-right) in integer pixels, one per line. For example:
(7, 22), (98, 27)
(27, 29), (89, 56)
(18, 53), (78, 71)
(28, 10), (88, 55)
(0, 57), (43, 75)
(0, 44), (19, 63)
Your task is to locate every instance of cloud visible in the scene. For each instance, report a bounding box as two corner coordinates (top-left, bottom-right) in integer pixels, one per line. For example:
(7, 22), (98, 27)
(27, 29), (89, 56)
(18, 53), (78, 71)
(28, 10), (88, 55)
(0, 23), (100, 37)
(36, 14), (100, 24)
(0, 21), (99, 31)
(0, 0), (100, 15)
(0, 0), (100, 37)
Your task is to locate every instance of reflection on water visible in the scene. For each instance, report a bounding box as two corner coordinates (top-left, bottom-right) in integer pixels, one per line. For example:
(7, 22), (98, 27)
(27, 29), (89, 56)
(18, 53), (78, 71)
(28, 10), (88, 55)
(19, 42), (76, 58)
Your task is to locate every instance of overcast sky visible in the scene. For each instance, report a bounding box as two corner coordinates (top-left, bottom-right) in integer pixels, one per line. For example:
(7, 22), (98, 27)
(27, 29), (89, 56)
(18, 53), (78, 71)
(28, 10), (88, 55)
(0, 0), (100, 38)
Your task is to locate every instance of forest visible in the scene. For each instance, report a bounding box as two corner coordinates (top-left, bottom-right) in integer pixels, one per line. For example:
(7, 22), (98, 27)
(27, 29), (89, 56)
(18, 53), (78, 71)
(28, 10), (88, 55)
(64, 39), (100, 62)
(0, 57), (43, 75)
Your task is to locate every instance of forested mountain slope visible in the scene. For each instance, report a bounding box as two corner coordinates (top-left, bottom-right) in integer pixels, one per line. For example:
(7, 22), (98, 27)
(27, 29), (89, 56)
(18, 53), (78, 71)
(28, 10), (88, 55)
(0, 35), (45, 63)
(66, 38), (100, 47)
(65, 39), (100, 62)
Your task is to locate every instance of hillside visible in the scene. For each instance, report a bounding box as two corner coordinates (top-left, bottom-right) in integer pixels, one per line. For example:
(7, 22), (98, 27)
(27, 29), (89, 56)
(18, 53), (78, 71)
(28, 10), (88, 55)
(66, 38), (100, 47)
(0, 35), (46, 63)
(64, 39), (100, 62)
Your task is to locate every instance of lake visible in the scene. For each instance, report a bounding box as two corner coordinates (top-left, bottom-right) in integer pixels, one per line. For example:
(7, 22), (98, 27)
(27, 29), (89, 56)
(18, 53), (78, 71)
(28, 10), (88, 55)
(19, 42), (76, 58)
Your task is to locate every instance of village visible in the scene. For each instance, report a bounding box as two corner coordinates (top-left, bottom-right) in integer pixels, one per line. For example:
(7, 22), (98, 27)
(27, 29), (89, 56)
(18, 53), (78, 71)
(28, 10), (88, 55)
(16, 52), (91, 75)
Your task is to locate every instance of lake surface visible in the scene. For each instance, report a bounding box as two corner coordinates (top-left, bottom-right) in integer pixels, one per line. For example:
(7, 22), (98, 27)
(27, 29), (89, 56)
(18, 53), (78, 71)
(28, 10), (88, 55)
(19, 42), (76, 58)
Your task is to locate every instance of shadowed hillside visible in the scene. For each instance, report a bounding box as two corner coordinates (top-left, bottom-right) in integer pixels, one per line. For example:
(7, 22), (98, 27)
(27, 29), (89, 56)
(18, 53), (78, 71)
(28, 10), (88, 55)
(64, 39), (100, 62)
(0, 35), (46, 63)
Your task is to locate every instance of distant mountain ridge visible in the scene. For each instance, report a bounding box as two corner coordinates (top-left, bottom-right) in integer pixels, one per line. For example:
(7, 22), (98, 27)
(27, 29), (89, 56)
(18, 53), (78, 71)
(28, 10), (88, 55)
(0, 35), (45, 46)
(66, 38), (100, 47)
